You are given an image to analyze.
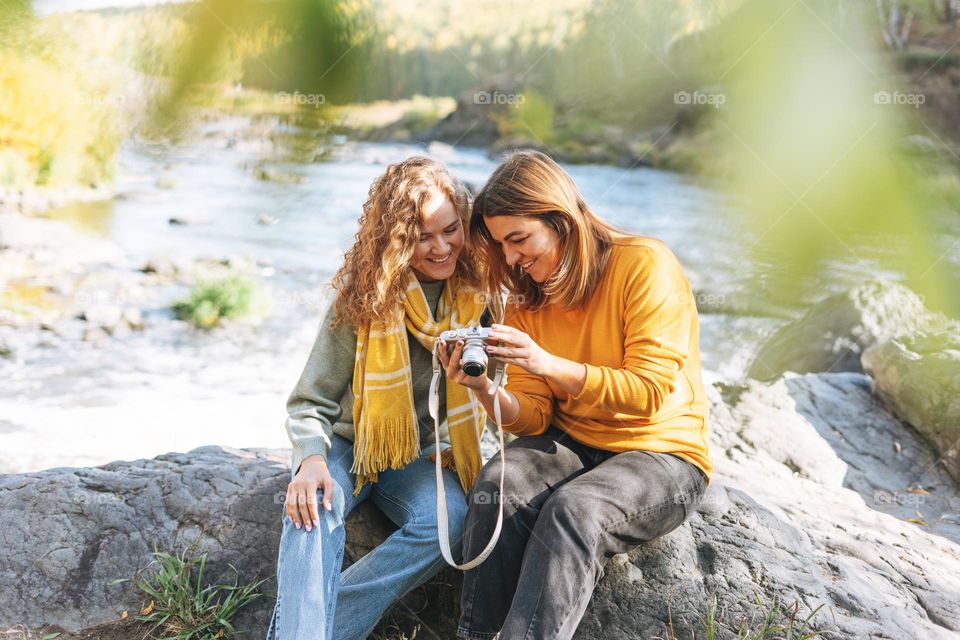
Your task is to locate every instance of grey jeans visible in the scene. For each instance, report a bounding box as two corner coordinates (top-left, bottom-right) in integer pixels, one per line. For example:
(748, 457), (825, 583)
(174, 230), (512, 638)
(457, 426), (708, 640)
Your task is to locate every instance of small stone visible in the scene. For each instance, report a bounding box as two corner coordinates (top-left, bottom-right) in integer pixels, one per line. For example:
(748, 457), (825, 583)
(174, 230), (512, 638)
(83, 327), (109, 342)
(168, 216), (208, 226)
(121, 308), (144, 330)
(78, 305), (123, 329)
(254, 167), (306, 184)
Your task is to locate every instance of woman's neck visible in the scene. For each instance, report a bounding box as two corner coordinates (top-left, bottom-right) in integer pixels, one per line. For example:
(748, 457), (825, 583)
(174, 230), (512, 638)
(415, 272), (447, 286)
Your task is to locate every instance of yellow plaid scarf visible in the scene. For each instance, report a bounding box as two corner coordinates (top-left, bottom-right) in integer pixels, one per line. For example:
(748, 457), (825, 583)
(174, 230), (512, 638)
(351, 271), (486, 495)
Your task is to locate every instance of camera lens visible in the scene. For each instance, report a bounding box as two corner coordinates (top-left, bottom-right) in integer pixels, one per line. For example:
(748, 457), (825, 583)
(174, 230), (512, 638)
(462, 360), (486, 377)
(461, 339), (488, 377)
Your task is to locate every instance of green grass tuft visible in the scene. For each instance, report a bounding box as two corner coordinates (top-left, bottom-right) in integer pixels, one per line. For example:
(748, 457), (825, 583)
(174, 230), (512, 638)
(134, 548), (267, 640)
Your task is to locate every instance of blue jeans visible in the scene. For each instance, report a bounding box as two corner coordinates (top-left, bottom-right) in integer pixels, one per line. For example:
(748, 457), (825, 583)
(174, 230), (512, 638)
(267, 434), (469, 640)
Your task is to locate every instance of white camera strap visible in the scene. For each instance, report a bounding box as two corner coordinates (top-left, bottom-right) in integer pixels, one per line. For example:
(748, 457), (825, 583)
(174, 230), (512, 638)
(430, 344), (506, 570)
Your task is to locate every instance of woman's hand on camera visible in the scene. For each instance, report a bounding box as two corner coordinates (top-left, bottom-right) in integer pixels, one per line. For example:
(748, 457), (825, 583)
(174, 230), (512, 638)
(286, 454), (335, 532)
(438, 339), (492, 392)
(485, 324), (555, 377)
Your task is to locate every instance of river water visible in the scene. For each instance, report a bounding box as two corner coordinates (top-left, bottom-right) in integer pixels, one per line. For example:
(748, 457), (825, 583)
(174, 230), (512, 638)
(0, 115), (916, 472)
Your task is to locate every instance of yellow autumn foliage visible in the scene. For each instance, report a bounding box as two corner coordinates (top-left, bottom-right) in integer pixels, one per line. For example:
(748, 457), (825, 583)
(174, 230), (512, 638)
(0, 28), (123, 188)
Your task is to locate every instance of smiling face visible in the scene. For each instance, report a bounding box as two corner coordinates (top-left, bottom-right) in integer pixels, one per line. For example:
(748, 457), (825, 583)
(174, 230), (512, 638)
(410, 190), (465, 282)
(482, 215), (562, 283)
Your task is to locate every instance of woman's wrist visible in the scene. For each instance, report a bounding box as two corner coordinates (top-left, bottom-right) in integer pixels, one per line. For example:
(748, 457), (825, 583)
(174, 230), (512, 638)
(487, 385), (519, 425)
(476, 373), (494, 394)
(301, 454), (328, 468)
(543, 354), (587, 396)
(541, 352), (561, 380)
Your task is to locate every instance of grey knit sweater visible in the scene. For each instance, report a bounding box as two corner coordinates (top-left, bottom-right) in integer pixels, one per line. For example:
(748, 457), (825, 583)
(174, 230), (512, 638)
(284, 280), (449, 473)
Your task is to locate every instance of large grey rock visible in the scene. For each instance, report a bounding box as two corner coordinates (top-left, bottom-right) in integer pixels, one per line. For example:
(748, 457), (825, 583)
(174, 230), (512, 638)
(862, 327), (960, 485)
(0, 447), (459, 637)
(0, 448), (285, 633)
(3, 373), (960, 639)
(784, 372), (960, 541)
(600, 374), (960, 640)
(748, 280), (942, 381)
(424, 86), (505, 148)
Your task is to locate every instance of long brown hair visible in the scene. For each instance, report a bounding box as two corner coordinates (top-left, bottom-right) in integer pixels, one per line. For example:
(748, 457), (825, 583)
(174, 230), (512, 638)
(331, 156), (478, 327)
(471, 150), (623, 310)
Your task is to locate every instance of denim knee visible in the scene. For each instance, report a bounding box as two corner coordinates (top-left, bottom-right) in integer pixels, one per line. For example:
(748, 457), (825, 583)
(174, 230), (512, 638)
(537, 491), (596, 550)
(447, 496), (468, 549)
(296, 479), (347, 539)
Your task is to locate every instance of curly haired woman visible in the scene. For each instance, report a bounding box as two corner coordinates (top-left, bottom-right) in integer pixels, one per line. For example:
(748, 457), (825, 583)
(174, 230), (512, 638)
(267, 157), (488, 640)
(440, 151), (712, 640)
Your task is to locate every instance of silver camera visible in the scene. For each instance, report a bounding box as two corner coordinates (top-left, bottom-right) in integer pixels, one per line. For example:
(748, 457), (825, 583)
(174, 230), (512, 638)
(440, 327), (492, 377)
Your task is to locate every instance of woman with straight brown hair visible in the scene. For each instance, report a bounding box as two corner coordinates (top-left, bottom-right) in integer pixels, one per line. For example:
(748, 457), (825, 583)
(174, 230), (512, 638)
(438, 150), (712, 639)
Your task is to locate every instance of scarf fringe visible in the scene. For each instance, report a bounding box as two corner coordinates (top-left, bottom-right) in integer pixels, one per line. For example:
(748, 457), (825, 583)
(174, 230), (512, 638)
(351, 416), (419, 495)
(428, 447), (479, 493)
(454, 462), (478, 494)
(427, 446), (456, 468)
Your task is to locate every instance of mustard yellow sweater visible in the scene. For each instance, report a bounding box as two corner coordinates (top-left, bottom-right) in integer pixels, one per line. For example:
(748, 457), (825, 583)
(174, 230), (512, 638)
(502, 236), (713, 480)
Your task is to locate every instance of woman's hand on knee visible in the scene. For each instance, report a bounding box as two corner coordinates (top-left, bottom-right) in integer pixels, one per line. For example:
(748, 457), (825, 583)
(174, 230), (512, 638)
(286, 455), (335, 532)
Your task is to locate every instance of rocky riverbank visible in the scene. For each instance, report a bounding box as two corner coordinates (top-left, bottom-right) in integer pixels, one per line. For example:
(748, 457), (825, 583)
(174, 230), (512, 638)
(2, 363), (958, 639)
(368, 85), (700, 172)
(2, 125), (958, 638)
(3, 206), (959, 637)
(0, 208), (302, 473)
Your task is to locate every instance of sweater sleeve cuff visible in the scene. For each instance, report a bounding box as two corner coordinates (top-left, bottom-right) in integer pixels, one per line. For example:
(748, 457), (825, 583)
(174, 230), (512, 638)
(571, 363), (605, 406)
(292, 437), (330, 475)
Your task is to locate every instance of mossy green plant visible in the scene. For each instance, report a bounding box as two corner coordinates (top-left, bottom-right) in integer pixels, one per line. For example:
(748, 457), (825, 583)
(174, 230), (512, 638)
(172, 275), (266, 329)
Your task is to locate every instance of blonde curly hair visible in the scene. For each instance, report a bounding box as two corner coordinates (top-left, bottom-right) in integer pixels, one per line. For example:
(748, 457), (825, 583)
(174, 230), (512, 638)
(331, 156), (479, 328)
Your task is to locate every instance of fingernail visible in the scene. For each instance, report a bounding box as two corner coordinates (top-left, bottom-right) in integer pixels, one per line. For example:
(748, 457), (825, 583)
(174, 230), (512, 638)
(305, 524), (312, 532)
(294, 522), (301, 529)
(313, 518), (320, 526)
